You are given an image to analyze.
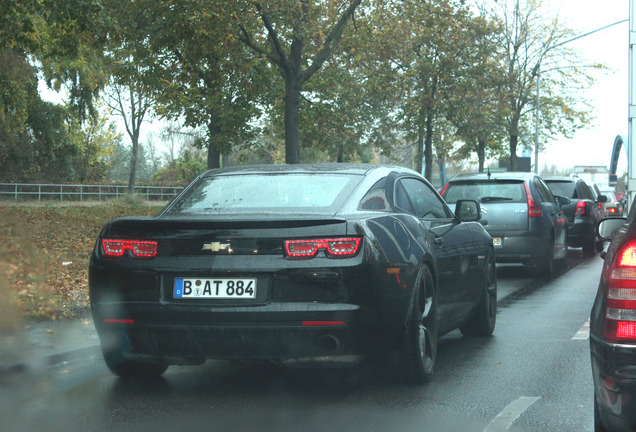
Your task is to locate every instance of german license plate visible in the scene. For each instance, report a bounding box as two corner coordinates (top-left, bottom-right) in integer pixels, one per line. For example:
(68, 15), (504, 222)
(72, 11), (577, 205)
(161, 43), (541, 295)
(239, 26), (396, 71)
(173, 278), (256, 299)
(492, 237), (503, 248)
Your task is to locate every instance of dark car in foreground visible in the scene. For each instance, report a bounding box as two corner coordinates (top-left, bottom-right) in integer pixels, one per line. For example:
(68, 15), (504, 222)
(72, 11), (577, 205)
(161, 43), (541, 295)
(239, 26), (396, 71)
(440, 172), (568, 279)
(544, 177), (606, 256)
(591, 205), (636, 431)
(89, 164), (496, 383)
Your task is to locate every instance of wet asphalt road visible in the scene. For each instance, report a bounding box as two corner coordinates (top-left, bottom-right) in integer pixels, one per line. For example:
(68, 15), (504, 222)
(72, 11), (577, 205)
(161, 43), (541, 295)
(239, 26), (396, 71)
(1, 248), (600, 432)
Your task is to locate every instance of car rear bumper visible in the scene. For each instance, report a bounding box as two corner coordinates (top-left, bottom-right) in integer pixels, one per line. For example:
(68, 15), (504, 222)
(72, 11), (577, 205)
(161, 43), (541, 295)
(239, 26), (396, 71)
(590, 335), (636, 430)
(91, 302), (381, 366)
(488, 231), (549, 263)
(567, 220), (595, 247)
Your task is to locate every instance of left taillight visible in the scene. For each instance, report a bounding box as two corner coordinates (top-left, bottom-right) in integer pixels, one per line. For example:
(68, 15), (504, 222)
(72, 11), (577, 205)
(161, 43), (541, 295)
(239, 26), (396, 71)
(575, 200), (588, 217)
(285, 237), (361, 258)
(604, 239), (636, 342)
(101, 239), (158, 258)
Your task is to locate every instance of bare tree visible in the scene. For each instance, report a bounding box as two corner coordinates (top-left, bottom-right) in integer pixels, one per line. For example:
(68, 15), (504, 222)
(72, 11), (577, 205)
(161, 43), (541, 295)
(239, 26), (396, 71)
(105, 78), (152, 194)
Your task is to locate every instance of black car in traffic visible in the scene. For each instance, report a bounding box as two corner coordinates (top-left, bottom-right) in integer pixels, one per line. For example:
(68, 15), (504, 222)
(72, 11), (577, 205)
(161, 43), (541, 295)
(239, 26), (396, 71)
(89, 164), (497, 383)
(544, 177), (606, 256)
(591, 203), (636, 431)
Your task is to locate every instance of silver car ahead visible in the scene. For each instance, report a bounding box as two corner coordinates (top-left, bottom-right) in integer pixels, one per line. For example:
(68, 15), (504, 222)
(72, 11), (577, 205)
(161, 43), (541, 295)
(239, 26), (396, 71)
(441, 172), (568, 279)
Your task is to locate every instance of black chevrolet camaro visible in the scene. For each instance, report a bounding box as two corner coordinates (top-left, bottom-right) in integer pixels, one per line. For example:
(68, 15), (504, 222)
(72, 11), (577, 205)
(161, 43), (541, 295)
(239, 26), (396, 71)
(89, 164), (496, 383)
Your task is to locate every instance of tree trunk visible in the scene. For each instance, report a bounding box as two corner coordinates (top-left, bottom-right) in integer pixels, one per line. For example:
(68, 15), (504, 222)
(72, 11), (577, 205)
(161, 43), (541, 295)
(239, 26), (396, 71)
(509, 135), (518, 171)
(508, 115), (519, 171)
(207, 116), (222, 169)
(128, 132), (139, 195)
(285, 75), (302, 164)
(415, 128), (424, 175)
(424, 108), (434, 181)
(477, 137), (486, 173)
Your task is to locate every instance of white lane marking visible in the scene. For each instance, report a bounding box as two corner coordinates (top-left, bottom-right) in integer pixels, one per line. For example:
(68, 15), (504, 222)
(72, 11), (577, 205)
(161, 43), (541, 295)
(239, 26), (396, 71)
(572, 320), (590, 340)
(484, 396), (541, 432)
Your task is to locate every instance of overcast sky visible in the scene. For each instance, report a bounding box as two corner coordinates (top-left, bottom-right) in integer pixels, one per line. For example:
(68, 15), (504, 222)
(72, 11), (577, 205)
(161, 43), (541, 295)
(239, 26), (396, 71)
(544, 0), (630, 174)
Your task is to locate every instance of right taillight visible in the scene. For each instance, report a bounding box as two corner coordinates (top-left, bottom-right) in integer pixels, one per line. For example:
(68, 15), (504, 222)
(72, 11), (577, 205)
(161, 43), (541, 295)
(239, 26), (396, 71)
(605, 239), (636, 342)
(284, 237), (361, 258)
(575, 200), (588, 217)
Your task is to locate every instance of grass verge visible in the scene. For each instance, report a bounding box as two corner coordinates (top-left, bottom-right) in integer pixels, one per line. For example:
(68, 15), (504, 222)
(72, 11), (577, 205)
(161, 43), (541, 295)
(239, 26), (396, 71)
(0, 199), (164, 327)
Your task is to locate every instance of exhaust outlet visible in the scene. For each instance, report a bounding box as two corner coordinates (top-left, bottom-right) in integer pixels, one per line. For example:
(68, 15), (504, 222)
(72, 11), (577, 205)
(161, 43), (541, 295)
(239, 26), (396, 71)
(317, 334), (341, 354)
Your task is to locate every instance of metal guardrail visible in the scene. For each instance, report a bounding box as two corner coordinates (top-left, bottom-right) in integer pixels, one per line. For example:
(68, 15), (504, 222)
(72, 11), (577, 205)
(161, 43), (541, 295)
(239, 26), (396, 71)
(0, 183), (183, 202)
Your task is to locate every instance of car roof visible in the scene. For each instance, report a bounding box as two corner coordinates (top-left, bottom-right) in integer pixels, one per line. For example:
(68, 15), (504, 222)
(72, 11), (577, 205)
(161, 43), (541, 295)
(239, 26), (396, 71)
(199, 163), (418, 178)
(447, 171), (536, 182)
(543, 177), (574, 182)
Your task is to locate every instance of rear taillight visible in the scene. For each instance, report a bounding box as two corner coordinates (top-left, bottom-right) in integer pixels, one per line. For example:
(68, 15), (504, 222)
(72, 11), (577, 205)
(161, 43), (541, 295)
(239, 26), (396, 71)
(285, 237), (361, 258)
(575, 200), (588, 217)
(523, 183), (542, 218)
(102, 239), (158, 257)
(605, 239), (636, 342)
(607, 207), (617, 214)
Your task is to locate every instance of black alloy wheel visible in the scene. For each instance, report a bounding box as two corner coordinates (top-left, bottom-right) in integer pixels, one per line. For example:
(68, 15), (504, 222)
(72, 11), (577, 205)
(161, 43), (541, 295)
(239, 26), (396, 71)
(402, 266), (437, 384)
(460, 249), (497, 336)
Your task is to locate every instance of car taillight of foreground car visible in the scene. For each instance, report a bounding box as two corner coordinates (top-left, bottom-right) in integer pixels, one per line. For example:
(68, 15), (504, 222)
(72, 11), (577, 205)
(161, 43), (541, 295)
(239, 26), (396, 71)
(604, 239), (636, 342)
(592, 216), (636, 432)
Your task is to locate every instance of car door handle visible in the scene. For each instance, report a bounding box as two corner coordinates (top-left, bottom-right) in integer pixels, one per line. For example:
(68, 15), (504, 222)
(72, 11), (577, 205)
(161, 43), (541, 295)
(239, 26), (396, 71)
(434, 238), (443, 246)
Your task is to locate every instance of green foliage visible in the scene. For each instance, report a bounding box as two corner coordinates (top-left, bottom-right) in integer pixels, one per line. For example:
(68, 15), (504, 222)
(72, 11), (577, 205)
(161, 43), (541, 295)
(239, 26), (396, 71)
(0, 0), (605, 183)
(65, 110), (120, 182)
(151, 150), (207, 185)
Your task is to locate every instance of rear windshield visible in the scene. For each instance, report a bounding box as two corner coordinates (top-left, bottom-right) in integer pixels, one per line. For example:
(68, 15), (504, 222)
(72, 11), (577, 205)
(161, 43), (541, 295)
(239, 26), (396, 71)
(443, 181), (526, 204)
(165, 173), (360, 215)
(545, 181), (575, 199)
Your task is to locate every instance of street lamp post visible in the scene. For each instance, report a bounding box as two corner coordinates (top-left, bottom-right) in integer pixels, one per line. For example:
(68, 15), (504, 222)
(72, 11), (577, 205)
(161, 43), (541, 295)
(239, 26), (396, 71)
(532, 19), (628, 174)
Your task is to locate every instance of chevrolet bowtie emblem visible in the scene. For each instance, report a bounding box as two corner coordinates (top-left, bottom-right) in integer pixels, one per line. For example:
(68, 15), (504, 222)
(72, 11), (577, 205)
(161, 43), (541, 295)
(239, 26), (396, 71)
(202, 242), (230, 252)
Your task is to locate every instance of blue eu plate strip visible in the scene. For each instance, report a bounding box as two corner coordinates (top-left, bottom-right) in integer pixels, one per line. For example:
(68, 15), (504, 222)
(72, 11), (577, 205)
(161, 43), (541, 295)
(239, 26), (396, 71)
(174, 278), (184, 298)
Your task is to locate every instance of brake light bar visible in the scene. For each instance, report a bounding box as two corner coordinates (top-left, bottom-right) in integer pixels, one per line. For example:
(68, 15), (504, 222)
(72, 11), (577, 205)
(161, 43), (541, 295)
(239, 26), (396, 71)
(605, 240), (636, 342)
(285, 237), (361, 258)
(523, 183), (542, 218)
(102, 239), (158, 257)
(439, 183), (449, 196)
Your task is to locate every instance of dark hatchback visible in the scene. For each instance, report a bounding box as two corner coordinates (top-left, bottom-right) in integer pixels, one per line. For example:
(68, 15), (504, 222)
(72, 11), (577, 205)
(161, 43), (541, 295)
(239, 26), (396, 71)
(441, 172), (568, 278)
(544, 177), (606, 256)
(89, 164), (496, 383)
(592, 204), (636, 431)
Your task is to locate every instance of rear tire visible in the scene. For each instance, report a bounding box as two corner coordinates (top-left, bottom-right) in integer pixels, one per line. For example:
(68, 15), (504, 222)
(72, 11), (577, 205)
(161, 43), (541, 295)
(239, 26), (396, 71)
(540, 240), (555, 280)
(402, 266), (437, 385)
(583, 238), (596, 257)
(594, 397), (608, 432)
(460, 249), (497, 336)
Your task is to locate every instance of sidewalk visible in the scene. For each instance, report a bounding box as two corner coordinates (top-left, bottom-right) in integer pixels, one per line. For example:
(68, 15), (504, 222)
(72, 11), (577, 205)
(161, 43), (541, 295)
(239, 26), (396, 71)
(0, 315), (101, 375)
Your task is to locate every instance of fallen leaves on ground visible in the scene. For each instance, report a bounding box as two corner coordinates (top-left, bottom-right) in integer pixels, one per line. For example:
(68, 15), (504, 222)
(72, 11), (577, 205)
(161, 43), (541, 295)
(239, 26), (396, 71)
(0, 201), (163, 324)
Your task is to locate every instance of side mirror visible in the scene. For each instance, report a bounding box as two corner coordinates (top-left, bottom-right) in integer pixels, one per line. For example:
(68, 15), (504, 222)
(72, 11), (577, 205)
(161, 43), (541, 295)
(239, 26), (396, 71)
(597, 194), (608, 203)
(555, 195), (571, 207)
(455, 199), (481, 222)
(597, 217), (627, 241)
